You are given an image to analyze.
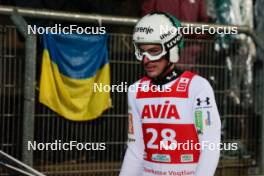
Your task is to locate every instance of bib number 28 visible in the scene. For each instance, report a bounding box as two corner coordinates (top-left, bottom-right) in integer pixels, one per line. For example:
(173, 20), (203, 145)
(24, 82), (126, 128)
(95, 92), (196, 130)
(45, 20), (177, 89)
(146, 128), (176, 149)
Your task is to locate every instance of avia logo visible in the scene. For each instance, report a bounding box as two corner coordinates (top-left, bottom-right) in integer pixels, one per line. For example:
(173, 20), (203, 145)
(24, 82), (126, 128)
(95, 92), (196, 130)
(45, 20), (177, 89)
(134, 26), (154, 34)
(196, 97), (210, 106)
(141, 101), (180, 119)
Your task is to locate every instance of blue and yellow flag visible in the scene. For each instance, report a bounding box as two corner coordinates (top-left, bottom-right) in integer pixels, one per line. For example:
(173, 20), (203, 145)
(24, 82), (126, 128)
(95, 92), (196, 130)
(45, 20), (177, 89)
(39, 33), (111, 121)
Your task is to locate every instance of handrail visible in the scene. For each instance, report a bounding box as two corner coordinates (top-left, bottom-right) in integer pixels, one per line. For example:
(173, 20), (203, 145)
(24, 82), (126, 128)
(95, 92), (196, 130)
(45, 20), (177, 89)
(0, 5), (138, 26)
(0, 5), (251, 31)
(0, 5), (262, 50)
(0, 150), (45, 176)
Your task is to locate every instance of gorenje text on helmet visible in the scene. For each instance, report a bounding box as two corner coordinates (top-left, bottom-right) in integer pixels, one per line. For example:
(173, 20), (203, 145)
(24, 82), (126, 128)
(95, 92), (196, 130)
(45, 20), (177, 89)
(134, 26), (154, 34)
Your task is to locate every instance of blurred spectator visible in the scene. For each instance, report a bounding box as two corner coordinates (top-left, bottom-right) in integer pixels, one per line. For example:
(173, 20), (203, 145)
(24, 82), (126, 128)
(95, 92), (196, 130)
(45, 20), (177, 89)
(255, 0), (264, 115)
(214, 0), (256, 159)
(214, 0), (255, 107)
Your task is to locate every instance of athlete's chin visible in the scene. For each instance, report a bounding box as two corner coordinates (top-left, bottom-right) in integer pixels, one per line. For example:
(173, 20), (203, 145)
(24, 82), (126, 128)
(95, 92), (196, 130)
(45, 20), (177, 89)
(146, 71), (160, 78)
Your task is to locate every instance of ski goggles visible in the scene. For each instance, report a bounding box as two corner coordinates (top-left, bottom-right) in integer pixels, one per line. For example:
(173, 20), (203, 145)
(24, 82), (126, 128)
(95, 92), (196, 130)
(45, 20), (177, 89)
(134, 43), (167, 61)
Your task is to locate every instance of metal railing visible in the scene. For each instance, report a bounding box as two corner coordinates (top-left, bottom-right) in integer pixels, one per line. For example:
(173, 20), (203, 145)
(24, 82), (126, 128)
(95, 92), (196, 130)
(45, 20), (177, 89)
(0, 5), (264, 176)
(0, 150), (45, 176)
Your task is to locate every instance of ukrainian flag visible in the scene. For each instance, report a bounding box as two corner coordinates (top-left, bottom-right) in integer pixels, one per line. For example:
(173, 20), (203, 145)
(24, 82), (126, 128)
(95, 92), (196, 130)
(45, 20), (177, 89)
(39, 33), (111, 121)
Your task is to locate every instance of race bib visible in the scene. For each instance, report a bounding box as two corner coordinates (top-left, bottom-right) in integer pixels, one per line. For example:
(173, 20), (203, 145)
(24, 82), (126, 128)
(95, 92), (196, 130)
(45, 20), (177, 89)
(142, 123), (200, 164)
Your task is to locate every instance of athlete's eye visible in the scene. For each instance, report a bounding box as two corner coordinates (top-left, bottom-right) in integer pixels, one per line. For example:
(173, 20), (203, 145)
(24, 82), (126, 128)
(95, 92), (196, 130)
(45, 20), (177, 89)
(147, 47), (162, 56)
(138, 44), (163, 56)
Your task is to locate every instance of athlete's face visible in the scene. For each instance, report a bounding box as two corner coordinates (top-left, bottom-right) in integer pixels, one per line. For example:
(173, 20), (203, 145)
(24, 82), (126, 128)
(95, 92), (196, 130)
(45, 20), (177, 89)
(139, 44), (169, 78)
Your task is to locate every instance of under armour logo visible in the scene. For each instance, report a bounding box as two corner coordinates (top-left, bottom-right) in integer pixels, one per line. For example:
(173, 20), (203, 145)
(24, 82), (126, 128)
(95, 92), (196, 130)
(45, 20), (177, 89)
(196, 97), (210, 106)
(166, 71), (177, 80)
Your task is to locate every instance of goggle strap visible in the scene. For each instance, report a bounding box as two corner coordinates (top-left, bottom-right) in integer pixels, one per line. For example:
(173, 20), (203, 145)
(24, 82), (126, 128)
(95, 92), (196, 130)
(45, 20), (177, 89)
(164, 34), (182, 50)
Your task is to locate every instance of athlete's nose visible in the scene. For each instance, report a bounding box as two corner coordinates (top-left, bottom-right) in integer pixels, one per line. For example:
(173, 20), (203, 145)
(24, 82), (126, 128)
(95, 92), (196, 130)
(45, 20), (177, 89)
(143, 55), (150, 64)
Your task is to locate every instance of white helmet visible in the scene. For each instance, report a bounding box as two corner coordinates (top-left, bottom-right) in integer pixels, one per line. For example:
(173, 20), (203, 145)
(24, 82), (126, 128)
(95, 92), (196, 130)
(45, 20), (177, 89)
(133, 12), (184, 63)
